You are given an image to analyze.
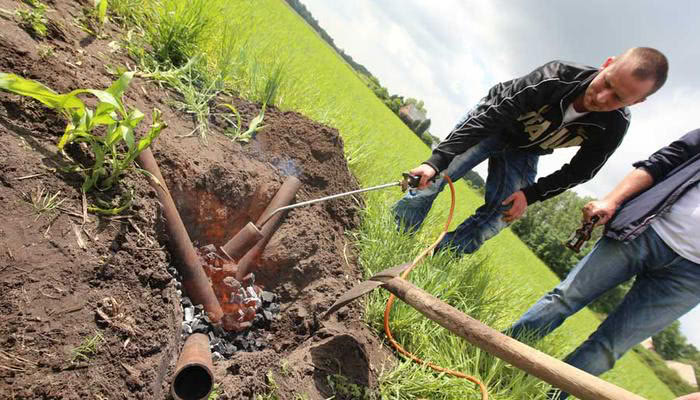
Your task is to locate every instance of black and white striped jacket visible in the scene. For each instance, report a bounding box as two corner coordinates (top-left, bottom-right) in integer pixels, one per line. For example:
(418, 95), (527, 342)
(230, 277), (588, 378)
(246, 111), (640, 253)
(425, 60), (631, 204)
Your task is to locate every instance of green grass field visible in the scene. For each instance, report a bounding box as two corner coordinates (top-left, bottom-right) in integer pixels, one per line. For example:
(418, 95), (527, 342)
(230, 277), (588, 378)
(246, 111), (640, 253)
(125, 0), (676, 398)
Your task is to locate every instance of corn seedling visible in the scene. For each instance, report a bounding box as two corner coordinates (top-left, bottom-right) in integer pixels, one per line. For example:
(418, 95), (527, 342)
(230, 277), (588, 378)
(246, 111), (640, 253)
(21, 186), (65, 221)
(70, 331), (104, 363)
(15, 1), (48, 38)
(94, 0), (108, 26)
(219, 103), (265, 143)
(0, 71), (166, 214)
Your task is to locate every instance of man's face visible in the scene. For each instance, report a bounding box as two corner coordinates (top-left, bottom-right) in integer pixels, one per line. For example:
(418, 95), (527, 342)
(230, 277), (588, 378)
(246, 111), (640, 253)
(581, 57), (656, 112)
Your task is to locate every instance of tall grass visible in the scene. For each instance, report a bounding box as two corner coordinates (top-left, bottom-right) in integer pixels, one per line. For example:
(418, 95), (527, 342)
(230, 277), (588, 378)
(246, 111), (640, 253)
(354, 193), (573, 399)
(143, 0), (213, 68)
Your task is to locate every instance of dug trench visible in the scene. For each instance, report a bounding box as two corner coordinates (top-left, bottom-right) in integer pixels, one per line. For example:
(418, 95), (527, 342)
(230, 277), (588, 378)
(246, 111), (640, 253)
(0, 1), (392, 398)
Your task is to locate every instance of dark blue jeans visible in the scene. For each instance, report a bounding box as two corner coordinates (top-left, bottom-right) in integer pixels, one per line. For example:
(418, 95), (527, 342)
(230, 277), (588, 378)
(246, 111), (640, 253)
(393, 134), (539, 254)
(509, 228), (700, 399)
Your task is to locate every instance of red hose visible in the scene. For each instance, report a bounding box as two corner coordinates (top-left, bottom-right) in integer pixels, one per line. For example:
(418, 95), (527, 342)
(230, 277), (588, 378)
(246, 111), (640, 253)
(383, 175), (488, 400)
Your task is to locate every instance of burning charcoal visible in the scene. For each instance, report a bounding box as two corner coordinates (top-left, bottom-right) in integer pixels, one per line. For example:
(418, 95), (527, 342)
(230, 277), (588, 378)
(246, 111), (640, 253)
(202, 244), (217, 255)
(260, 291), (275, 305)
(246, 287), (258, 299)
(208, 332), (217, 342)
(269, 303), (280, 314)
(263, 310), (273, 322)
(222, 343), (236, 357)
(212, 340), (226, 355)
(184, 306), (195, 322)
(212, 352), (223, 361)
(222, 276), (241, 292)
(194, 304), (204, 312)
(192, 321), (209, 334)
(253, 314), (264, 328)
(233, 336), (246, 349)
(182, 321), (193, 335)
(181, 297), (193, 309)
(241, 273), (254, 286)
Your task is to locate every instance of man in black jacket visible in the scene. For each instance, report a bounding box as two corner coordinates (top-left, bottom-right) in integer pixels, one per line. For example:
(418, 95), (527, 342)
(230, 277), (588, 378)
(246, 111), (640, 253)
(508, 129), (700, 399)
(393, 47), (668, 254)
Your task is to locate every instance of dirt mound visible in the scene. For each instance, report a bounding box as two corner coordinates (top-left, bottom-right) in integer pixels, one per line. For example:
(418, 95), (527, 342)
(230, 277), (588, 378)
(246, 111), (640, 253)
(0, 1), (392, 398)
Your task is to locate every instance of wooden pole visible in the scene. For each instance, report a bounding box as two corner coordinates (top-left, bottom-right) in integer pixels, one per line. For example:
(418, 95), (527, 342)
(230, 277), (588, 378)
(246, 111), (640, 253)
(381, 276), (646, 400)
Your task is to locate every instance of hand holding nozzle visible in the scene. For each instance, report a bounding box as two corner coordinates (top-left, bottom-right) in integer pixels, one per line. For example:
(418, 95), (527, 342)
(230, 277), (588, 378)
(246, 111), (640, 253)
(566, 215), (600, 253)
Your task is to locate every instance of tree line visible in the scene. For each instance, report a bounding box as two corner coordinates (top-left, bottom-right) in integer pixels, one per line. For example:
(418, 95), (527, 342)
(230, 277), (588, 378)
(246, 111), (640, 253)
(285, 0), (439, 147)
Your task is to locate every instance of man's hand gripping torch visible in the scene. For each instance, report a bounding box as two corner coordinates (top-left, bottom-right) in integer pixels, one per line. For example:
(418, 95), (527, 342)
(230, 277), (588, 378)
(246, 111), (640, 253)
(566, 215), (600, 253)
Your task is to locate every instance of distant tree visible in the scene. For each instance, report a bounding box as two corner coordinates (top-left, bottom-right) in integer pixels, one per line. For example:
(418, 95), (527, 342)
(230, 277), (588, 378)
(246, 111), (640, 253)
(415, 118), (431, 135)
(419, 131), (433, 146)
(415, 118), (433, 136)
(464, 170), (484, 188)
(654, 321), (691, 360)
(285, 0), (433, 135)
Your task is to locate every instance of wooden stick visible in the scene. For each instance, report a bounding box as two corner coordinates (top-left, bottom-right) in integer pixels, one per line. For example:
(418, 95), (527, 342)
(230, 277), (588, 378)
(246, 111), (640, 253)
(381, 277), (646, 400)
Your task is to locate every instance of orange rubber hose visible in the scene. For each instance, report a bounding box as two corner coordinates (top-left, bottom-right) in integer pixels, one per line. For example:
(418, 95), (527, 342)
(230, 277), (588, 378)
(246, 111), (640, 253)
(383, 175), (488, 400)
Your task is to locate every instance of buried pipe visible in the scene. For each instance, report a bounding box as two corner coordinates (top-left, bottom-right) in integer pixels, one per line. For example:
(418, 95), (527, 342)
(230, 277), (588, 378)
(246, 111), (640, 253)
(171, 333), (214, 400)
(233, 176), (302, 280)
(137, 148), (224, 323)
(326, 266), (645, 400)
(220, 222), (262, 260)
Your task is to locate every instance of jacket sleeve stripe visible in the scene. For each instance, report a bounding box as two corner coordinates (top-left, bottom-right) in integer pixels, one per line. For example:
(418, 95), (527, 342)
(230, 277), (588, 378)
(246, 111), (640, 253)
(444, 78), (582, 142)
(539, 143), (620, 198)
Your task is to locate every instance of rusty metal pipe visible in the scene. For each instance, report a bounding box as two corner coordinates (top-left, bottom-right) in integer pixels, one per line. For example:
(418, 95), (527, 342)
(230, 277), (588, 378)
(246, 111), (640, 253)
(171, 333), (214, 400)
(137, 148), (223, 323)
(220, 222), (262, 260)
(235, 176), (301, 280)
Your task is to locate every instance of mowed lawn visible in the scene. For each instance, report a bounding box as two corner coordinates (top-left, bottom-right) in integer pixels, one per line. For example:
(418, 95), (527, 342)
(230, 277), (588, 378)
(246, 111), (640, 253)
(198, 0), (674, 398)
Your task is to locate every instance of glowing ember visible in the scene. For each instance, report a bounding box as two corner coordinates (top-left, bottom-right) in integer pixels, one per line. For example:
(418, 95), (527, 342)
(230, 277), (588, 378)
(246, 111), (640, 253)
(197, 246), (261, 332)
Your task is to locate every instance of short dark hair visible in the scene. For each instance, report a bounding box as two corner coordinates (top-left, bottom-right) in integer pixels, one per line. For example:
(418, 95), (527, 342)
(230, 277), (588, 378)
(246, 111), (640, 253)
(623, 47), (669, 96)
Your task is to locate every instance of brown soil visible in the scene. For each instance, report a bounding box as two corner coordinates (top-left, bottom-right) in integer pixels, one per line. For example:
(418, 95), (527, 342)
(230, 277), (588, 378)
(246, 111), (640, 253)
(0, 1), (392, 399)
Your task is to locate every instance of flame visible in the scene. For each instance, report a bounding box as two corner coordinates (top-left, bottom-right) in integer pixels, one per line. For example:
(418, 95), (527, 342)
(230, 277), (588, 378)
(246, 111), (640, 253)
(198, 248), (260, 332)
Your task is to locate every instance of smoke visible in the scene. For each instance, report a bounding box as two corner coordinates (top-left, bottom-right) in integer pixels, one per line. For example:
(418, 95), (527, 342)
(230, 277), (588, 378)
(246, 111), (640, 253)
(273, 158), (301, 177)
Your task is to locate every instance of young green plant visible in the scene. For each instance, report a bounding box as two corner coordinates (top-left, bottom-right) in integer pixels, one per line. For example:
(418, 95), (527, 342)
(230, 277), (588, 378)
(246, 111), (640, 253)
(15, 0), (49, 38)
(0, 71), (166, 214)
(70, 331), (104, 363)
(219, 103), (265, 143)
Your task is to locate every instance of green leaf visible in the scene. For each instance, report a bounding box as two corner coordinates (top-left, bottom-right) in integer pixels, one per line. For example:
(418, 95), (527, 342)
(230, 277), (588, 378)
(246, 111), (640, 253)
(83, 142), (106, 192)
(94, 0), (108, 25)
(84, 89), (126, 118)
(106, 71), (134, 100)
(124, 108), (144, 128)
(87, 192), (133, 215)
(122, 126), (135, 150)
(91, 102), (116, 127)
(0, 72), (85, 112)
(131, 109), (165, 159)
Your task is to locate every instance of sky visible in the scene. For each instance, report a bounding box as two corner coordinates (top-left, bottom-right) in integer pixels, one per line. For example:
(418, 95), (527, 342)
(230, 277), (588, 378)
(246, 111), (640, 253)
(302, 0), (700, 347)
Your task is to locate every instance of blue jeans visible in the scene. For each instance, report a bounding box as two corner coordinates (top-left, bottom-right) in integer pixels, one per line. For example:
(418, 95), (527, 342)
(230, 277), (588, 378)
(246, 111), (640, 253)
(392, 134), (539, 254)
(509, 227), (700, 399)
